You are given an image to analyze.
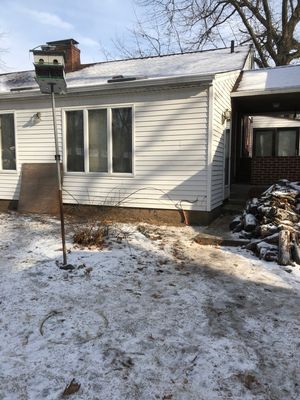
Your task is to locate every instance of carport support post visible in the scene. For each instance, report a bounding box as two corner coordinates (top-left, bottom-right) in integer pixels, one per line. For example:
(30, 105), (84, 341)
(50, 83), (67, 266)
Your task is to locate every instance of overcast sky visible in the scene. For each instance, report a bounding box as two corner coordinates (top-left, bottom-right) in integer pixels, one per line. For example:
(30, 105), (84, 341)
(0, 0), (137, 72)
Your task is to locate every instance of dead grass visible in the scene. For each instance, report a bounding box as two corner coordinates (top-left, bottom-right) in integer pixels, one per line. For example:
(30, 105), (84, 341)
(137, 224), (163, 240)
(73, 222), (109, 248)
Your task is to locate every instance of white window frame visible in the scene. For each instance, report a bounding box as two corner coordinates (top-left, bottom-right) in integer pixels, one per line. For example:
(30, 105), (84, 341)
(62, 104), (135, 177)
(0, 111), (18, 173)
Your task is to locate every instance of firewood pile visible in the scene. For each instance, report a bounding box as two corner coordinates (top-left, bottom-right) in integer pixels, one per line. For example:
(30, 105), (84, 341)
(230, 180), (300, 266)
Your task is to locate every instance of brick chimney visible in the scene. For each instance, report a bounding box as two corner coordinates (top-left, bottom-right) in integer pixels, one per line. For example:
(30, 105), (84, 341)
(46, 39), (81, 72)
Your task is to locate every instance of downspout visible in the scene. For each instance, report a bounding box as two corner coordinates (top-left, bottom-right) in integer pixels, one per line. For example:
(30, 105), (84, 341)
(207, 83), (214, 212)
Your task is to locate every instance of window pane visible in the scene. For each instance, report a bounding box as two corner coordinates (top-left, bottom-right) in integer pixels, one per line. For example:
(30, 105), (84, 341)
(66, 111), (84, 172)
(277, 130), (297, 156)
(0, 114), (16, 170)
(112, 108), (132, 173)
(255, 130), (273, 157)
(88, 109), (108, 172)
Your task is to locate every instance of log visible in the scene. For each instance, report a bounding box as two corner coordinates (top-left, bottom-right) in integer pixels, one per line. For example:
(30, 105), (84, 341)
(273, 208), (299, 223)
(239, 230), (253, 239)
(264, 251), (278, 262)
(245, 234), (278, 251)
(257, 206), (272, 218)
(291, 233), (300, 265)
(230, 180), (300, 266)
(233, 222), (243, 233)
(246, 198), (259, 214)
(278, 223), (299, 233)
(229, 216), (242, 231)
(255, 224), (278, 238)
(289, 182), (300, 191)
(271, 192), (298, 203)
(256, 242), (278, 259)
(246, 240), (260, 252)
(278, 230), (291, 266)
(263, 232), (279, 245)
(244, 213), (257, 232)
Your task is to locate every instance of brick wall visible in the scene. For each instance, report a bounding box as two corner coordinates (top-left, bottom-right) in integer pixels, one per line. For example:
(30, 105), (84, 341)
(251, 157), (300, 185)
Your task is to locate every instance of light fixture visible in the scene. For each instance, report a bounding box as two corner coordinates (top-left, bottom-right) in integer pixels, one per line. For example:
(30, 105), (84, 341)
(32, 112), (41, 123)
(222, 109), (231, 124)
(272, 102), (280, 109)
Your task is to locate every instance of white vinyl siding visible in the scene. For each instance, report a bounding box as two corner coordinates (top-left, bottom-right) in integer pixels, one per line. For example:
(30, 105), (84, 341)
(0, 173), (19, 200)
(63, 87), (208, 210)
(0, 108), (62, 200)
(210, 71), (240, 209)
(0, 85), (209, 211)
(16, 109), (63, 163)
(252, 115), (300, 129)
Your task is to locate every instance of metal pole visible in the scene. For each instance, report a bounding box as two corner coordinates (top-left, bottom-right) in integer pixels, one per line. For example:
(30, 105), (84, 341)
(50, 83), (67, 266)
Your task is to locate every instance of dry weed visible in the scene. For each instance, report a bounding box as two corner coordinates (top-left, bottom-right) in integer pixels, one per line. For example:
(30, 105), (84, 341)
(73, 222), (109, 248)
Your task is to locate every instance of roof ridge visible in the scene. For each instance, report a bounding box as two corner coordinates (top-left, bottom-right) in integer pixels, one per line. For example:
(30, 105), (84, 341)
(0, 69), (34, 77)
(0, 45), (250, 76)
(77, 44), (250, 68)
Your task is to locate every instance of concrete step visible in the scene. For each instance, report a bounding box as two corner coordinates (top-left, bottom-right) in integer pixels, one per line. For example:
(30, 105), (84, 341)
(222, 202), (244, 213)
(228, 198), (247, 205)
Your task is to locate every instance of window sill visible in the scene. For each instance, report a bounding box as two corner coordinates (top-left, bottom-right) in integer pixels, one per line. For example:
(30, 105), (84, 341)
(253, 155), (299, 158)
(64, 171), (135, 178)
(0, 169), (18, 174)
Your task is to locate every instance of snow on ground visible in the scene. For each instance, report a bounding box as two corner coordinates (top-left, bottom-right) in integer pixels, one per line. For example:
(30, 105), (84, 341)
(0, 212), (300, 400)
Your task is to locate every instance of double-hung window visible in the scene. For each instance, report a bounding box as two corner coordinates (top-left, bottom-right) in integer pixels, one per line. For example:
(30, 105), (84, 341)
(0, 113), (16, 170)
(66, 107), (133, 174)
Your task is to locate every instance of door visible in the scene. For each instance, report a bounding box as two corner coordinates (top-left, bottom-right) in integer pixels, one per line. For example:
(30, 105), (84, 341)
(224, 127), (230, 198)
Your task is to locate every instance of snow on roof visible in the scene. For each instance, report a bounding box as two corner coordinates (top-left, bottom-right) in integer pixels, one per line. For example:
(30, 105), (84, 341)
(234, 64), (300, 94)
(0, 45), (250, 94)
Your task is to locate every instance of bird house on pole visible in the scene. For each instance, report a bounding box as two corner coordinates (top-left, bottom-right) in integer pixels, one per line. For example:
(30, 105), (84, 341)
(31, 45), (67, 94)
(30, 43), (68, 266)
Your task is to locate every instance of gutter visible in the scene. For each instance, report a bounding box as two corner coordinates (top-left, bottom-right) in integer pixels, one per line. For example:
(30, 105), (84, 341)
(231, 87), (300, 98)
(67, 74), (215, 93)
(0, 73), (215, 100)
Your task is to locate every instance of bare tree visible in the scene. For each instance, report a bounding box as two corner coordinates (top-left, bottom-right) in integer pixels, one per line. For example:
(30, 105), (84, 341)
(0, 33), (8, 71)
(125, 0), (300, 67)
(108, 8), (186, 59)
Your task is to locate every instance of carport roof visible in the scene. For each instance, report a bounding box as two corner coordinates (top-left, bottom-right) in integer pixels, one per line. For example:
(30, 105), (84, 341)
(232, 64), (300, 97)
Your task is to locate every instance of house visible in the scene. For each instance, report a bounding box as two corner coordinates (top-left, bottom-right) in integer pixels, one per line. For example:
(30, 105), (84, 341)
(0, 39), (254, 224)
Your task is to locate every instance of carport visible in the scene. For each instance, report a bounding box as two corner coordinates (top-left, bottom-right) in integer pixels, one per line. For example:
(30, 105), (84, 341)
(230, 64), (300, 187)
